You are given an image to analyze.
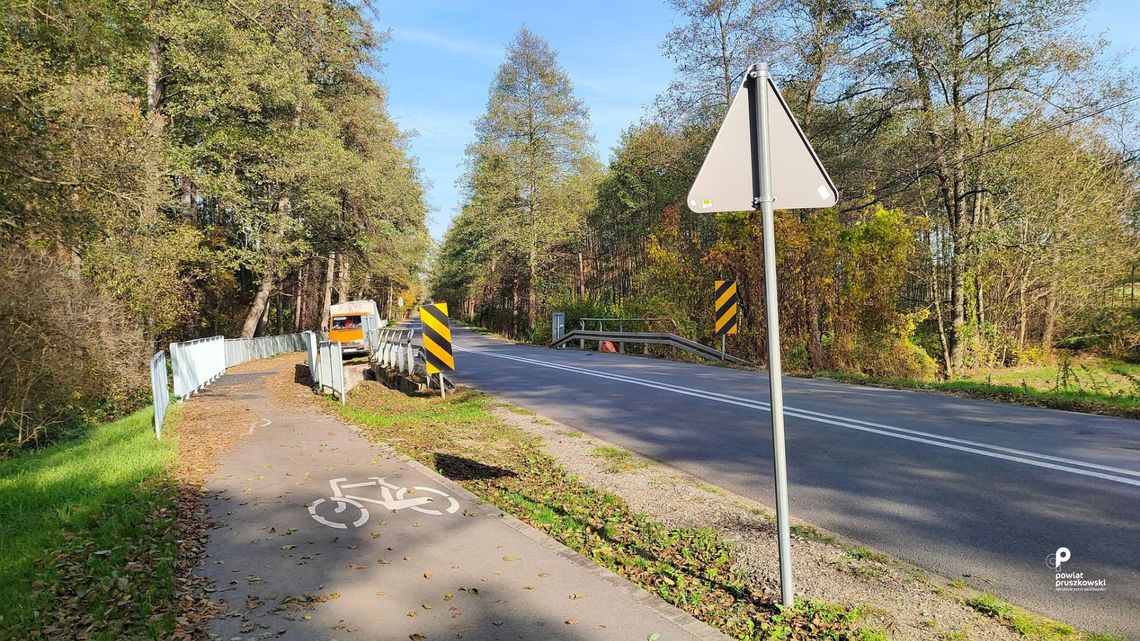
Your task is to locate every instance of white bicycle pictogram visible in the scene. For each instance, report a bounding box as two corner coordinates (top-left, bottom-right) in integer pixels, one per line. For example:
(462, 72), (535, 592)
(308, 477), (461, 529)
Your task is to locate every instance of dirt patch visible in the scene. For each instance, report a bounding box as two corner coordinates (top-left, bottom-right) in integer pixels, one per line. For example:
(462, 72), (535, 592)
(494, 407), (1029, 641)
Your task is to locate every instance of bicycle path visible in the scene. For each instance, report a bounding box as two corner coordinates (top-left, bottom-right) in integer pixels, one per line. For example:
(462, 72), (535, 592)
(191, 360), (726, 641)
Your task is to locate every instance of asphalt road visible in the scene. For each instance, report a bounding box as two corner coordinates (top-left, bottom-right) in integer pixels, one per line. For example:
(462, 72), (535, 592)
(406, 322), (1139, 637)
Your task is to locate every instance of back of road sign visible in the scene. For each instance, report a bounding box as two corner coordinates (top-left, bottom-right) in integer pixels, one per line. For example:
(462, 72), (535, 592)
(687, 72), (837, 213)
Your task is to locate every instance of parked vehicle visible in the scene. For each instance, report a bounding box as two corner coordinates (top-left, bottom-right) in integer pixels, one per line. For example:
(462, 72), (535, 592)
(328, 300), (380, 353)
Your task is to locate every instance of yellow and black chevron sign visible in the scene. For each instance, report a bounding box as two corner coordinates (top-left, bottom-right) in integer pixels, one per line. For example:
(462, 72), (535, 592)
(419, 302), (455, 374)
(715, 280), (739, 336)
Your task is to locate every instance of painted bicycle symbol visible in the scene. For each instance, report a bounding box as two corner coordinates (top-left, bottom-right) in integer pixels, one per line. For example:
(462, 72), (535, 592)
(308, 477), (460, 529)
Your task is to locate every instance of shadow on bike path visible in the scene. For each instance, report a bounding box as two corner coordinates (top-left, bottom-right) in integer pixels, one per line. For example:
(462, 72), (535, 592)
(193, 364), (727, 641)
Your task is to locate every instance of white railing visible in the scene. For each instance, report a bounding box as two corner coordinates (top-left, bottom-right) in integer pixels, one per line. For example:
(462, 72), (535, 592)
(170, 336), (225, 400)
(303, 331), (318, 381)
(152, 331), (309, 437)
(225, 333), (306, 367)
(374, 328), (416, 375)
(315, 340), (345, 403)
(150, 351), (171, 438)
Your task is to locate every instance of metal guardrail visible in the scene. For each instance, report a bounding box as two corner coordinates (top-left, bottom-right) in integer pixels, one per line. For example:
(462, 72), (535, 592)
(372, 328), (417, 375)
(304, 330), (318, 379)
(170, 336), (225, 400)
(574, 317), (680, 351)
(152, 331), (309, 438)
(150, 351), (170, 438)
(360, 315), (388, 353)
(316, 340), (346, 403)
(225, 333), (306, 367)
(368, 327), (454, 391)
(551, 329), (747, 365)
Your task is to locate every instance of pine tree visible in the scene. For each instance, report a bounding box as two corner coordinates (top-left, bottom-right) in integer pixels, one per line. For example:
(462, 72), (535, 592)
(455, 27), (598, 334)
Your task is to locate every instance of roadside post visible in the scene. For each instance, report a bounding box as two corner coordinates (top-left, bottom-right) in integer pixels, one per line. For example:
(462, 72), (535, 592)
(419, 302), (455, 398)
(687, 62), (838, 608)
(552, 311), (566, 347)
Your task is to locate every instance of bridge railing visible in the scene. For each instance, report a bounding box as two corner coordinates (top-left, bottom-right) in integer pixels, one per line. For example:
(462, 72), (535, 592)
(315, 340), (345, 404)
(149, 351), (170, 439)
(170, 336), (225, 400)
(225, 333), (306, 367)
(151, 330), (311, 438)
(372, 328), (416, 375)
(571, 317), (679, 353)
(552, 328), (746, 365)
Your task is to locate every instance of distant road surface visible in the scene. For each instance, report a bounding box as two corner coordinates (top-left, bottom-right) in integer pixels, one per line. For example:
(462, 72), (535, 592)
(405, 322), (1140, 636)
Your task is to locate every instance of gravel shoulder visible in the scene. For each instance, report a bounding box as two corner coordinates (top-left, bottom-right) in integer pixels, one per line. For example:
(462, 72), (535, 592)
(490, 404), (1041, 641)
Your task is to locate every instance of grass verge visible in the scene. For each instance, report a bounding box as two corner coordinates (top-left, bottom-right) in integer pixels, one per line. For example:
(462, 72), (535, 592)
(589, 444), (649, 472)
(965, 593), (1080, 641)
(0, 406), (179, 640)
(335, 383), (876, 641)
(815, 371), (1140, 419)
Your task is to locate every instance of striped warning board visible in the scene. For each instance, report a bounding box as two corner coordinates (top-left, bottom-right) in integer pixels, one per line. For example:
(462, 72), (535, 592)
(715, 280), (739, 336)
(419, 302), (455, 375)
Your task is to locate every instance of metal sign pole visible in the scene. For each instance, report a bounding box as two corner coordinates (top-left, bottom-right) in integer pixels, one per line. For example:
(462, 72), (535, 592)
(751, 62), (794, 609)
(721, 334), (726, 360)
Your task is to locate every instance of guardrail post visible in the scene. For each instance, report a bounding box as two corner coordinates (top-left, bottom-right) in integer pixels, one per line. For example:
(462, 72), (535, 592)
(150, 351), (170, 439)
(406, 331), (415, 374)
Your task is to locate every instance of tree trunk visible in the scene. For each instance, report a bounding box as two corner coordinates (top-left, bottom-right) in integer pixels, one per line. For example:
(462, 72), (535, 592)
(527, 248), (537, 332)
(1016, 270), (1029, 353)
(321, 253), (335, 331)
(807, 290), (823, 369)
(178, 176), (194, 220)
(949, 255), (966, 370)
(294, 267), (304, 332)
(336, 255), (348, 303)
(146, 39), (164, 139)
(930, 260), (953, 377)
(241, 277), (274, 338)
(1041, 279), (1058, 349)
(144, 37), (164, 222)
(512, 279), (521, 338)
(577, 252), (586, 298)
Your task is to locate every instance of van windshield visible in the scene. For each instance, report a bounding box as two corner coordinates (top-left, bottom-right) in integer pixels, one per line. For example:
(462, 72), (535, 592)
(332, 315), (362, 329)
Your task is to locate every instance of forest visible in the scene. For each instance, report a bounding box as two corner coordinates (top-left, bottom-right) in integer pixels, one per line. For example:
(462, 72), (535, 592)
(432, 0), (1140, 389)
(0, 0), (428, 450)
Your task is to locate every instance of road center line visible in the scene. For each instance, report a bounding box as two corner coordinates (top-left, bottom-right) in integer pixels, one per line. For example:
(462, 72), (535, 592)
(455, 345), (1140, 488)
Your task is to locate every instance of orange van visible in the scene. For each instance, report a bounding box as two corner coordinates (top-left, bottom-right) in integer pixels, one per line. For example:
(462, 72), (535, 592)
(329, 300), (380, 352)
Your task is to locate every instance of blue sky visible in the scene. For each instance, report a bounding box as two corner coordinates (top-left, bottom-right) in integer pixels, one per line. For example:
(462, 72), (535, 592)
(373, 0), (1138, 241)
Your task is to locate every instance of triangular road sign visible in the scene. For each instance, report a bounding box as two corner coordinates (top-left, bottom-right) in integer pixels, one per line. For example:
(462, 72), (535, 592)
(687, 69), (837, 213)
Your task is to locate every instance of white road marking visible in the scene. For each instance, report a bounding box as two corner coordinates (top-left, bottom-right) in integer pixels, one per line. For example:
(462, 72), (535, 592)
(455, 346), (1140, 488)
(307, 477), (460, 528)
